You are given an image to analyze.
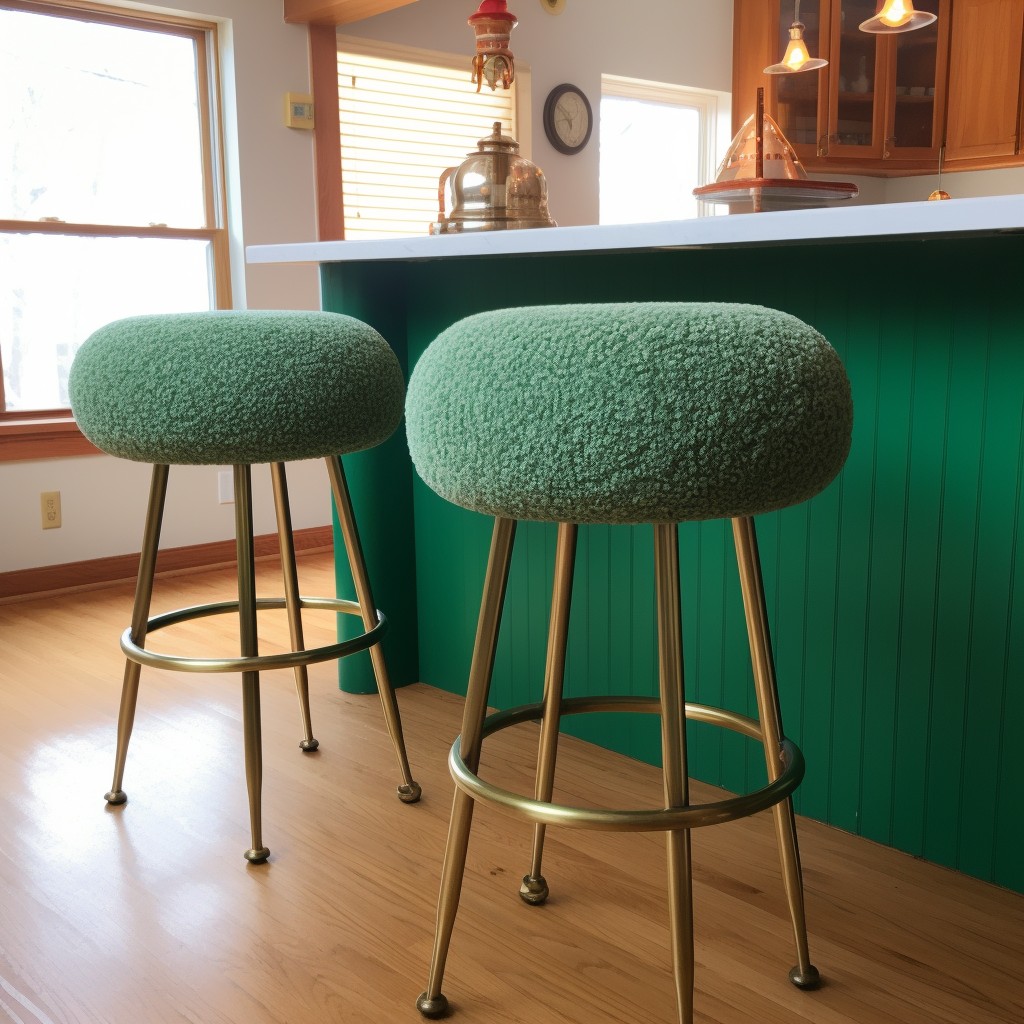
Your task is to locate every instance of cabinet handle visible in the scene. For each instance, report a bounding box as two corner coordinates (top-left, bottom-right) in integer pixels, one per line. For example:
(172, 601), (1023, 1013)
(884, 135), (896, 158)
(817, 133), (829, 156)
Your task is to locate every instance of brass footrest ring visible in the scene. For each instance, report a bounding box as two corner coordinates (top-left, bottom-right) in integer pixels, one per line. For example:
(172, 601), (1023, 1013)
(121, 597), (386, 674)
(449, 695), (804, 833)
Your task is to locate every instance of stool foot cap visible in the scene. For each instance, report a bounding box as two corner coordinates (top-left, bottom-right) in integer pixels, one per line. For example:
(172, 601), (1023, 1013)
(398, 781), (422, 804)
(104, 789), (127, 806)
(416, 992), (448, 1018)
(299, 738), (320, 752)
(789, 964), (821, 990)
(244, 846), (270, 865)
(519, 874), (549, 906)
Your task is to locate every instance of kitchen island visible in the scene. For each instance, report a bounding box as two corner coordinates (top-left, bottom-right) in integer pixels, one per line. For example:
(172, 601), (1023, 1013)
(248, 196), (1024, 892)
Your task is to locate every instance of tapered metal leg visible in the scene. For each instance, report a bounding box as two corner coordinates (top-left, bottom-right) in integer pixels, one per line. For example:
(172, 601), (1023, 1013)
(270, 463), (318, 753)
(732, 516), (819, 990)
(105, 464), (169, 807)
(235, 465), (269, 865)
(654, 523), (695, 1024)
(417, 517), (518, 1019)
(520, 522), (578, 906)
(326, 456), (421, 803)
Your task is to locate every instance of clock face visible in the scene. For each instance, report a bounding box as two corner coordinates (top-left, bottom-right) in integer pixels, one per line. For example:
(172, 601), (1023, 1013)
(544, 85), (593, 155)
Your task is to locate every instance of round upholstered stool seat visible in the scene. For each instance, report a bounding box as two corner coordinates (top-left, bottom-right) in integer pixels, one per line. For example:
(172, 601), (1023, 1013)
(69, 310), (419, 865)
(410, 302), (852, 1024)
(70, 310), (405, 465)
(406, 302), (851, 524)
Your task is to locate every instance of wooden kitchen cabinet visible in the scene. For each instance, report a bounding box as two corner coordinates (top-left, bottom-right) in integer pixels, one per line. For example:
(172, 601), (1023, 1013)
(824, 0), (949, 165)
(283, 0), (417, 25)
(733, 0), (1024, 175)
(944, 0), (1024, 165)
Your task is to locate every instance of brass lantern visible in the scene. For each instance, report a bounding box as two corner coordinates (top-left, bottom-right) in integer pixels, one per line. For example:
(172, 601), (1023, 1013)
(468, 0), (518, 92)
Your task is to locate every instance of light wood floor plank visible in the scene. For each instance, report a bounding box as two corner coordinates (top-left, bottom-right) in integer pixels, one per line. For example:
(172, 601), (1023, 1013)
(0, 552), (1020, 1024)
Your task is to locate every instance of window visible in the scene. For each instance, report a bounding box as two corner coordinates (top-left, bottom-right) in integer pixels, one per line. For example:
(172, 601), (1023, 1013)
(0, 0), (229, 460)
(599, 74), (728, 225)
(338, 37), (526, 240)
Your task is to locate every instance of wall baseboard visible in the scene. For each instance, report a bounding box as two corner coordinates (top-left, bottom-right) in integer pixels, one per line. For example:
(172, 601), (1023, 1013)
(0, 525), (333, 603)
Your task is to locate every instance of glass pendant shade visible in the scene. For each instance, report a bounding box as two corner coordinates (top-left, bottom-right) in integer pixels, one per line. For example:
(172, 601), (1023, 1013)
(764, 23), (828, 73)
(764, 2), (827, 75)
(859, 0), (937, 34)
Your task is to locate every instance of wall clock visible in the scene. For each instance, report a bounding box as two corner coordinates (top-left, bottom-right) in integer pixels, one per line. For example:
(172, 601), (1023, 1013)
(543, 83), (593, 155)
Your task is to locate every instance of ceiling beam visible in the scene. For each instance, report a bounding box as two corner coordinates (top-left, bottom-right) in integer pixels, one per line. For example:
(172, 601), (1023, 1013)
(283, 0), (418, 25)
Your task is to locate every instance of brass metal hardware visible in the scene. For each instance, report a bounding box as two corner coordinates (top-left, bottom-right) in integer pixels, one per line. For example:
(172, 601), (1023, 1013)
(418, 515), (819, 1023)
(105, 456), (420, 862)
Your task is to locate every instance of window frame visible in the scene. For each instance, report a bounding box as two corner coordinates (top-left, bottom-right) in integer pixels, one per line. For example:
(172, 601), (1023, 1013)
(599, 73), (728, 224)
(0, 0), (230, 462)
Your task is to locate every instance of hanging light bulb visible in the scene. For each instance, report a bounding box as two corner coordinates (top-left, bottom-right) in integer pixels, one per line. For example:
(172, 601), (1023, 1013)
(468, 1), (518, 93)
(764, 0), (828, 75)
(860, 0), (936, 34)
(928, 146), (951, 200)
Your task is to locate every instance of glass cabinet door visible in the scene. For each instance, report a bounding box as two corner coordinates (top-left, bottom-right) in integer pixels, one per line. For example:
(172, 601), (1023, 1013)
(773, 0), (830, 156)
(759, 0), (950, 169)
(886, 0), (946, 159)
(828, 0), (884, 156)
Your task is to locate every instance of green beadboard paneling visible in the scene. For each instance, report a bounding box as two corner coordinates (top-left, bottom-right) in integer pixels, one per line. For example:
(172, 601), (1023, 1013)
(323, 236), (1024, 893)
(321, 263), (420, 693)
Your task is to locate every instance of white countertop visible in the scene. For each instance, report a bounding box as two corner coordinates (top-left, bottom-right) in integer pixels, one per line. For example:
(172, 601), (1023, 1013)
(246, 194), (1024, 266)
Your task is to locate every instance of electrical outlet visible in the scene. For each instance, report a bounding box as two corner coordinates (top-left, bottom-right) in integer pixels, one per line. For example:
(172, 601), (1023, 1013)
(40, 490), (61, 529)
(218, 470), (234, 504)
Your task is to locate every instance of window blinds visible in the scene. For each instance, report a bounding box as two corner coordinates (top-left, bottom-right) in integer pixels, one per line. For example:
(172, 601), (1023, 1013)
(338, 42), (517, 239)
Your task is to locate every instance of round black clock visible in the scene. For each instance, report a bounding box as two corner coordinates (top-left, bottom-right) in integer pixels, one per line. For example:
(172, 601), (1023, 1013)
(543, 83), (593, 155)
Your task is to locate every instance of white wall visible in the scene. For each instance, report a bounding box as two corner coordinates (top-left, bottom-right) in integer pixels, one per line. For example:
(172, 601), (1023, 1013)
(342, 0), (734, 228)
(881, 165), (1024, 202)
(1, 0), (328, 574)
(815, 166), (1024, 206)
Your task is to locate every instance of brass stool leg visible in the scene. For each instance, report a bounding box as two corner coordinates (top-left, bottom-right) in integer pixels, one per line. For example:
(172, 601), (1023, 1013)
(520, 521), (578, 906)
(270, 462), (319, 753)
(326, 455), (421, 803)
(417, 517), (518, 1019)
(655, 523), (695, 1024)
(105, 464), (169, 807)
(732, 516), (820, 990)
(236, 464), (270, 865)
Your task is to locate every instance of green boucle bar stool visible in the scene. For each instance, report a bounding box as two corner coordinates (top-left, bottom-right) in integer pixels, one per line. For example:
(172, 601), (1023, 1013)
(68, 310), (420, 864)
(406, 302), (852, 1023)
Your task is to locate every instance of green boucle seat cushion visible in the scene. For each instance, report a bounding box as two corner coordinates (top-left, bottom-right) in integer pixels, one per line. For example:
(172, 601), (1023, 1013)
(69, 311), (404, 465)
(406, 302), (852, 524)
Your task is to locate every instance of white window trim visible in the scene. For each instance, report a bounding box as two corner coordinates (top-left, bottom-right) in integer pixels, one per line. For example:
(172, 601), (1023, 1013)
(0, 0), (230, 459)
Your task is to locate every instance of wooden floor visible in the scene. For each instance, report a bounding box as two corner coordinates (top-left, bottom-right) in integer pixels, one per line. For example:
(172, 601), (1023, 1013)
(0, 552), (1021, 1024)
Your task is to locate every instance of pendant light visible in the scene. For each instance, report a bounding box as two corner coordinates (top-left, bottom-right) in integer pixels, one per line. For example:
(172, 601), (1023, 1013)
(764, 0), (828, 74)
(928, 146), (951, 200)
(859, 0), (936, 34)
(468, 1), (518, 92)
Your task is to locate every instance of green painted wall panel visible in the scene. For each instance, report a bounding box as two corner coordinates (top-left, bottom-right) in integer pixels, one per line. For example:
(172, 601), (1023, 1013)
(323, 236), (1024, 892)
(321, 264), (420, 692)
